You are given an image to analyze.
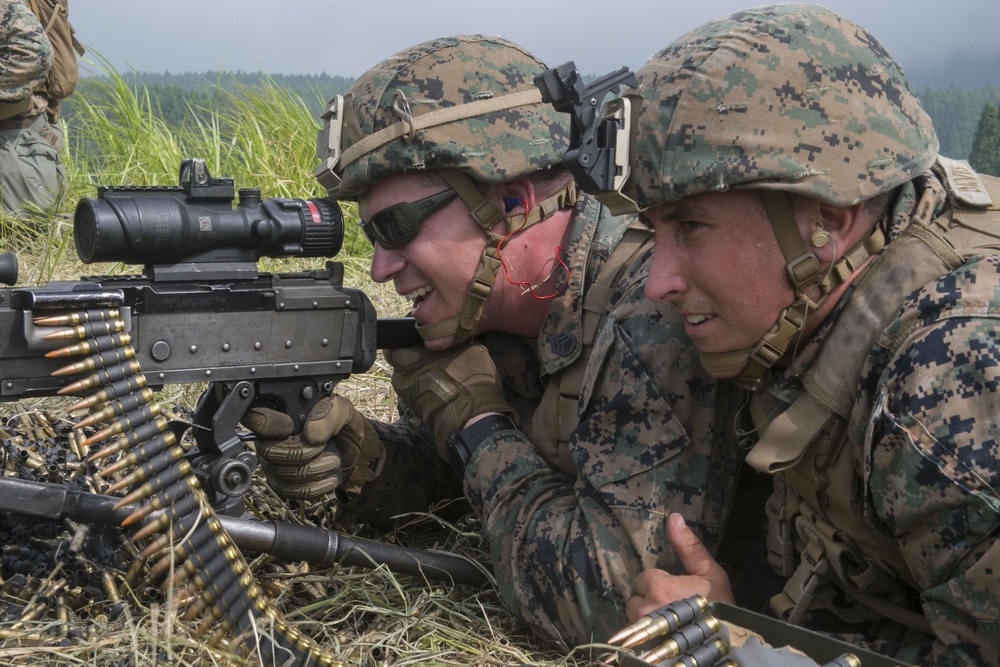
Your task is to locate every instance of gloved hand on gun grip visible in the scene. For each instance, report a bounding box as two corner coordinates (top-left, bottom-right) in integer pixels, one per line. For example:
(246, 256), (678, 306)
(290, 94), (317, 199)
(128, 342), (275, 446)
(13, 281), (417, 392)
(387, 343), (513, 459)
(242, 395), (384, 499)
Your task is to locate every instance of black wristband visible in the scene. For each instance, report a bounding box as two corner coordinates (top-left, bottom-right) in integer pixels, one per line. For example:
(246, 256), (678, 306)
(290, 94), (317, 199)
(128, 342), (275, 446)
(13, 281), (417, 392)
(446, 414), (516, 477)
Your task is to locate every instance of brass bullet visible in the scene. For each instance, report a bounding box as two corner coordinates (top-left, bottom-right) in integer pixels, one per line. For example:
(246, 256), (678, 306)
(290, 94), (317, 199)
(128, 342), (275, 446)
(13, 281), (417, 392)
(33, 308), (120, 326)
(820, 655), (862, 667)
(45, 332), (132, 359)
(74, 388), (154, 429)
(99, 433), (180, 482)
(57, 360), (142, 395)
(0, 628), (48, 642)
(137, 531), (174, 562)
(137, 510), (219, 563)
(612, 595), (709, 648)
(640, 616), (720, 663)
(66, 373), (147, 412)
(41, 318), (125, 341)
(52, 346), (136, 377)
(149, 523), (215, 580)
(101, 570), (121, 603)
(10, 596), (49, 628)
(110, 455), (190, 501)
(179, 591), (212, 623)
(54, 594), (69, 636)
(81, 404), (162, 447)
(121, 476), (200, 528)
(124, 556), (147, 589)
(129, 483), (206, 541)
(662, 638), (728, 667)
(85, 416), (170, 465)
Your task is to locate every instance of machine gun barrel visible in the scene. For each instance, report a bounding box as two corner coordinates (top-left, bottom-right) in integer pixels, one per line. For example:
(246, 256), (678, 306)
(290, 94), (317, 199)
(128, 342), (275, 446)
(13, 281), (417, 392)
(0, 476), (491, 587)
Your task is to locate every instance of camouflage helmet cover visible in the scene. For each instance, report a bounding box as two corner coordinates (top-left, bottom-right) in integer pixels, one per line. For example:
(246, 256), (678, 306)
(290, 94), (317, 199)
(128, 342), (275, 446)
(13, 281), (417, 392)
(325, 35), (570, 198)
(630, 3), (939, 209)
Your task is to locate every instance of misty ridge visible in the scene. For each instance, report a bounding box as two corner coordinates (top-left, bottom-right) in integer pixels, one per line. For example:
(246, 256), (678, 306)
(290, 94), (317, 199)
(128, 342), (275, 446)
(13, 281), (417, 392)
(68, 58), (1000, 163)
(906, 51), (1000, 90)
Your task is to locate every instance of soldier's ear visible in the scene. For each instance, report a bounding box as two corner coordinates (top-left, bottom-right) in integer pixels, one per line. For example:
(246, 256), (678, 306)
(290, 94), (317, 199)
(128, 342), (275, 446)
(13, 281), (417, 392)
(795, 198), (867, 264)
(483, 179), (536, 234)
(817, 201), (868, 261)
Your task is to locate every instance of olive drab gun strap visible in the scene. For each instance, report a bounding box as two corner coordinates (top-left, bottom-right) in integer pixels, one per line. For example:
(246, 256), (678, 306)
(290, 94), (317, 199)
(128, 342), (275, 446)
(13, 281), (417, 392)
(529, 220), (652, 478)
(745, 158), (1000, 634)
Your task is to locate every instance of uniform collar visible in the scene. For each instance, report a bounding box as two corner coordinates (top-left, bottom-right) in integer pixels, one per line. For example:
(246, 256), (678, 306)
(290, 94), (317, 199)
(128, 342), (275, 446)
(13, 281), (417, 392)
(535, 193), (616, 375)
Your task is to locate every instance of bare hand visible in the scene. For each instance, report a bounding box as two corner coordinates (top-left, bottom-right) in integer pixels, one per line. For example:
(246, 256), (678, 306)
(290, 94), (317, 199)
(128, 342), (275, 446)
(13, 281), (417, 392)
(626, 513), (735, 621)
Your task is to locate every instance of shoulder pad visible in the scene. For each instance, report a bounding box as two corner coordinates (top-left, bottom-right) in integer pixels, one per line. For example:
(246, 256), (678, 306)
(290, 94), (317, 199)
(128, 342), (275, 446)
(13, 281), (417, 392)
(936, 156), (994, 208)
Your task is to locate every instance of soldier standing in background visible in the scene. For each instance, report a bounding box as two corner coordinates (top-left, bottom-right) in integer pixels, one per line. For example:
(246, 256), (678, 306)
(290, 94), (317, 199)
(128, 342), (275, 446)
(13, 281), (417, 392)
(0, 0), (81, 221)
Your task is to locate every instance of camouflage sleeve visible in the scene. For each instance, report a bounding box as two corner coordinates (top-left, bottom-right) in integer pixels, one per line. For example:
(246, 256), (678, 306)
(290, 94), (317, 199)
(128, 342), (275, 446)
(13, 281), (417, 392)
(0, 0), (52, 103)
(465, 252), (742, 646)
(866, 256), (1000, 666)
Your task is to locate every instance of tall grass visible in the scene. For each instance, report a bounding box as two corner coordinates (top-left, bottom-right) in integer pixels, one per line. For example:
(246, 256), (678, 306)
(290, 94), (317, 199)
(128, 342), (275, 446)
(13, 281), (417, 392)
(0, 65), (592, 665)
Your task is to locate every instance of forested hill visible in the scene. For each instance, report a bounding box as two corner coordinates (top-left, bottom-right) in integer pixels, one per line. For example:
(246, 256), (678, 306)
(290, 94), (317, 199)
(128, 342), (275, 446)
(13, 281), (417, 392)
(64, 72), (354, 134)
(115, 71), (354, 109)
(67, 72), (1000, 161)
(917, 85), (1000, 159)
(129, 72), (354, 110)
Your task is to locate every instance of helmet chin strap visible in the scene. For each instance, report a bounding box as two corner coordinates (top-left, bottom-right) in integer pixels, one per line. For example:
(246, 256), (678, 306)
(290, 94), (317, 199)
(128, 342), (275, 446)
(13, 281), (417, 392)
(414, 169), (578, 345)
(700, 191), (887, 389)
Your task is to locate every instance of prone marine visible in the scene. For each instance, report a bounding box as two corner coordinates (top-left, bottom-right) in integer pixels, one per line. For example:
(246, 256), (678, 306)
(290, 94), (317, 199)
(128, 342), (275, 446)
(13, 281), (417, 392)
(585, 4), (1000, 665)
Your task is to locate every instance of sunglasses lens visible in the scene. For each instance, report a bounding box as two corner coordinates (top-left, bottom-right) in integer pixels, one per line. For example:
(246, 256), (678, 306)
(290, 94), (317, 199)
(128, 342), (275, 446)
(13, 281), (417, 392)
(361, 189), (457, 249)
(368, 208), (414, 248)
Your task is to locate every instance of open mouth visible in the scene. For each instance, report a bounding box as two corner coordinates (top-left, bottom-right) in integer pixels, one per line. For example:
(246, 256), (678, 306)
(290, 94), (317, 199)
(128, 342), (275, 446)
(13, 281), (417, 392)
(685, 313), (713, 326)
(403, 285), (434, 313)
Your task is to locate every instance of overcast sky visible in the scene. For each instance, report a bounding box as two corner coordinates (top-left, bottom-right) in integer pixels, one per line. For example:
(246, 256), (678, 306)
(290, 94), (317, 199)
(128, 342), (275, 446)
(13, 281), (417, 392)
(70, 1), (999, 86)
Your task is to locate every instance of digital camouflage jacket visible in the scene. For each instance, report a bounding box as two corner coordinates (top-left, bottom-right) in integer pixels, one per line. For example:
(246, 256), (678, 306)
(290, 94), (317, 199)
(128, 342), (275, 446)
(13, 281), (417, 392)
(0, 0), (51, 120)
(749, 172), (1000, 666)
(460, 193), (744, 645)
(346, 192), (743, 646)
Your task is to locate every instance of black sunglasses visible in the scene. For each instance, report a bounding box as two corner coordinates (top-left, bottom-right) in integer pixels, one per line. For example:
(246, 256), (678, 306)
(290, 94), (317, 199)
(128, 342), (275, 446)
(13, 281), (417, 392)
(360, 188), (459, 249)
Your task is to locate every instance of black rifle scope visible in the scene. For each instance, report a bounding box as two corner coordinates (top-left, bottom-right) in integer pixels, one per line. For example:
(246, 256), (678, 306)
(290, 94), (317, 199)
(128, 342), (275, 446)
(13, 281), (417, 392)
(74, 158), (344, 265)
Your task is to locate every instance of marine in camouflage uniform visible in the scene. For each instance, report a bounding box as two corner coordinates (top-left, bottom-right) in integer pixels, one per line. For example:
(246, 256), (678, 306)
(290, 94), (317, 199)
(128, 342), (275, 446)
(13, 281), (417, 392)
(0, 0), (63, 218)
(354, 189), (745, 644)
(610, 4), (1000, 665)
(245, 35), (747, 646)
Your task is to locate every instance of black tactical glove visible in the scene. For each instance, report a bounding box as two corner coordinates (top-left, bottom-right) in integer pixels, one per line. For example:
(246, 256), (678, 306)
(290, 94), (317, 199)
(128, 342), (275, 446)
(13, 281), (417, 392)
(242, 395), (384, 499)
(387, 343), (513, 458)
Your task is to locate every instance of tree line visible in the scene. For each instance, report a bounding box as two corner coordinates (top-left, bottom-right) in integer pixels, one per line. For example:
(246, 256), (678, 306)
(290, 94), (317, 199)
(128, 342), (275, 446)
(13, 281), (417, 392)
(917, 84), (1000, 163)
(62, 72), (354, 136)
(63, 73), (1000, 174)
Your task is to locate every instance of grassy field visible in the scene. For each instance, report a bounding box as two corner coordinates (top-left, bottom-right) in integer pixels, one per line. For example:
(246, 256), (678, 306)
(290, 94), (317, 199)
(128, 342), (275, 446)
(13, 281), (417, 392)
(0, 71), (598, 666)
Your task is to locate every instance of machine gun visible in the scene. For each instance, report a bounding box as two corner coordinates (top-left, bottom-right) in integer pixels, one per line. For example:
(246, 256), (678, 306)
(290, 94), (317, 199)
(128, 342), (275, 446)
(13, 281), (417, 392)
(0, 159), (474, 666)
(0, 158), (420, 514)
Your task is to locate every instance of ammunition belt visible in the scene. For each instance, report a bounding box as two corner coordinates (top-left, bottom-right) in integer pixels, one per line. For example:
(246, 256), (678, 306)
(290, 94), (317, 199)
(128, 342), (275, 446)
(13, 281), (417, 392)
(606, 595), (870, 667)
(34, 306), (345, 666)
(607, 595), (735, 666)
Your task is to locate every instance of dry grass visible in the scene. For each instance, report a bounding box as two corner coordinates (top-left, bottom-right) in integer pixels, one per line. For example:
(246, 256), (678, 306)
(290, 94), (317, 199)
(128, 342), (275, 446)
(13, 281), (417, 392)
(0, 66), (601, 666)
